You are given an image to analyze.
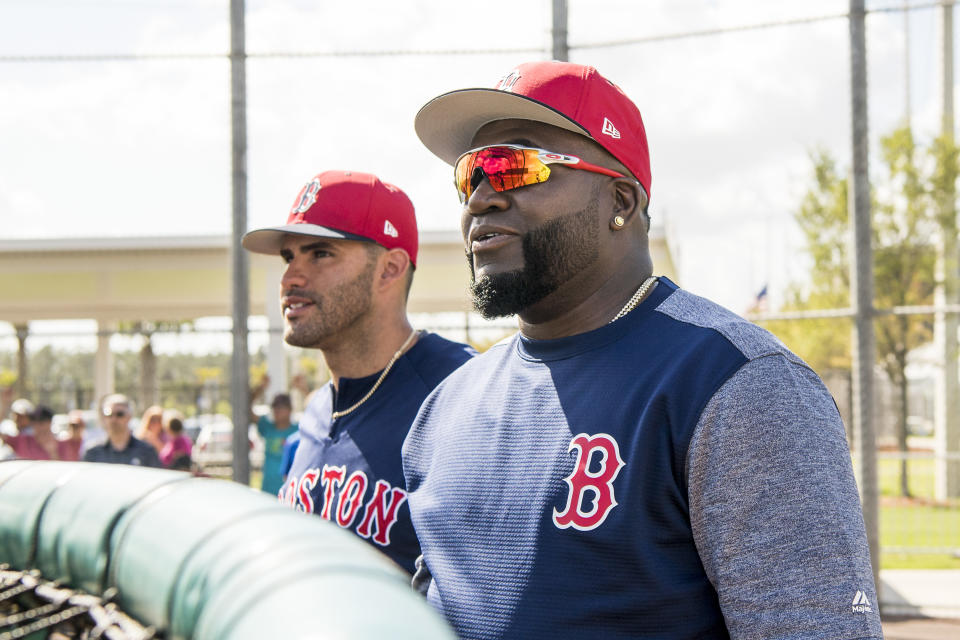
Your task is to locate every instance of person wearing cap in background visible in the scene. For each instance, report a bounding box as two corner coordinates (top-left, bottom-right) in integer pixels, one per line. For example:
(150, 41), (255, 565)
(401, 61), (882, 639)
(65, 409), (89, 455)
(0, 393), (35, 437)
(83, 394), (161, 468)
(0, 401), (81, 461)
(242, 170), (474, 575)
(249, 378), (299, 496)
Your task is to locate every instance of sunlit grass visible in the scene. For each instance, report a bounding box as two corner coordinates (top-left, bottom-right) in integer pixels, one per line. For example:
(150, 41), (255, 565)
(870, 455), (960, 569)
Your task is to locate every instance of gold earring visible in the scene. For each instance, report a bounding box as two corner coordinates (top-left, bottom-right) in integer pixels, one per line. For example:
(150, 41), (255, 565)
(611, 216), (625, 229)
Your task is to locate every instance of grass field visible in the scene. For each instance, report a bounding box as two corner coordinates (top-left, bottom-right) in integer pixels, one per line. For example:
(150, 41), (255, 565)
(875, 456), (960, 569)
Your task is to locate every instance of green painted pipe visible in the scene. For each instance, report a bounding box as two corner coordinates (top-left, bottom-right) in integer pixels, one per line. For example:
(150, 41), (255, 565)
(0, 461), (454, 639)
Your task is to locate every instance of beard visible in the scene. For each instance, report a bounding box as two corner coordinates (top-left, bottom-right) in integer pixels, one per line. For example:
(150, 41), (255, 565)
(467, 200), (600, 319)
(283, 258), (376, 348)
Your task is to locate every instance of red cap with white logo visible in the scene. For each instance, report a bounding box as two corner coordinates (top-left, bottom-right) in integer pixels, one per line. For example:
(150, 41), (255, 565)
(415, 61), (651, 201)
(242, 170), (419, 266)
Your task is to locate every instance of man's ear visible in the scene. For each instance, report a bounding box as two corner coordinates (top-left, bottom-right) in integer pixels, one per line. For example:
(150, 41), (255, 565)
(377, 248), (412, 292)
(609, 178), (646, 229)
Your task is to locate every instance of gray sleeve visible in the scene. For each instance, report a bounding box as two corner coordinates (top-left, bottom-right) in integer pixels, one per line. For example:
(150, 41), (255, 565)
(687, 354), (883, 640)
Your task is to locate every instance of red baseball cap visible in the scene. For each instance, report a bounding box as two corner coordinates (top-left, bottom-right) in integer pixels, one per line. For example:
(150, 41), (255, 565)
(242, 170), (419, 266)
(415, 61), (651, 201)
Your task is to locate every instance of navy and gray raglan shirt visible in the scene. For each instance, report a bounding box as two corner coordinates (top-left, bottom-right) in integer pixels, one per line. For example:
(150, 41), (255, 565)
(280, 332), (474, 575)
(402, 277), (882, 640)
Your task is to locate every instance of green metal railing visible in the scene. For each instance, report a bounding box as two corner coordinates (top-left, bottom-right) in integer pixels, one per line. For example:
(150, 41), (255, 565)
(0, 460), (454, 639)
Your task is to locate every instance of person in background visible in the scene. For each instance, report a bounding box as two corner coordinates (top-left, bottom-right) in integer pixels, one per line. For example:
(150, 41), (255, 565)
(159, 411), (193, 471)
(137, 405), (167, 454)
(252, 386), (298, 496)
(0, 404), (80, 461)
(83, 394), (162, 468)
(65, 409), (87, 452)
(0, 392), (34, 438)
(59, 408), (85, 461)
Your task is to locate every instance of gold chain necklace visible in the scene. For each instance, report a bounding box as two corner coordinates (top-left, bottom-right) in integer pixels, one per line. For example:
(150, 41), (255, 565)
(331, 329), (419, 420)
(609, 276), (658, 324)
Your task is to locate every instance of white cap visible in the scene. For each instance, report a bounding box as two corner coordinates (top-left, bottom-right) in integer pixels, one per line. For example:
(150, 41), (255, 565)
(11, 398), (34, 416)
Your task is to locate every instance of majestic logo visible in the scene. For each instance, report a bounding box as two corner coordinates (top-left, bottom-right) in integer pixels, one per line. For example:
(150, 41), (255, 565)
(383, 220), (399, 238)
(851, 590), (873, 613)
(280, 465), (408, 547)
(291, 178), (322, 215)
(553, 433), (626, 531)
(601, 117), (621, 139)
(496, 69), (522, 92)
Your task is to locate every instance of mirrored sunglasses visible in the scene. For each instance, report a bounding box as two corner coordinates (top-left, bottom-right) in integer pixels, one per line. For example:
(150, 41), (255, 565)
(454, 144), (626, 204)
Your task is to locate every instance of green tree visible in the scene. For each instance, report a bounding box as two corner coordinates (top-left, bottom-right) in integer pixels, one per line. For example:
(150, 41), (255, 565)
(769, 126), (941, 497)
(874, 128), (938, 496)
(767, 150), (852, 374)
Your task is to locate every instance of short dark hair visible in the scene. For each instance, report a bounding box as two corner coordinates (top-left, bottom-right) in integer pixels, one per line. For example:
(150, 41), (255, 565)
(167, 417), (184, 434)
(32, 405), (54, 423)
(271, 393), (292, 409)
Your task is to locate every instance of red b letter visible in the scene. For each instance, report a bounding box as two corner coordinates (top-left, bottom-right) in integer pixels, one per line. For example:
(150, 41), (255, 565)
(552, 433), (626, 531)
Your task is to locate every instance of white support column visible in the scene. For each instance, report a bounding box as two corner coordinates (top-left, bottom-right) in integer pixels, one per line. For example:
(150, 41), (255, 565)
(935, 0), (960, 500)
(94, 320), (115, 410)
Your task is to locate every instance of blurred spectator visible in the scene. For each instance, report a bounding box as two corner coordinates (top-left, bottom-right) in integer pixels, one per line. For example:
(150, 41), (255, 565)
(0, 390), (34, 434)
(137, 405), (167, 453)
(66, 409), (86, 443)
(0, 404), (81, 461)
(83, 394), (161, 468)
(251, 376), (298, 496)
(159, 411), (192, 471)
(65, 409), (91, 457)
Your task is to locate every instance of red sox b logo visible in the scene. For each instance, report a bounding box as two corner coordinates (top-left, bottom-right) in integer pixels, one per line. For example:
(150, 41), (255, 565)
(290, 178), (322, 215)
(553, 433), (625, 531)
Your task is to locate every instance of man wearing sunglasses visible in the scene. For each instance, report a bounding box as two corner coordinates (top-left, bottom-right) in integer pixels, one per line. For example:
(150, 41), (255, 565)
(403, 61), (881, 639)
(83, 394), (162, 468)
(242, 170), (474, 575)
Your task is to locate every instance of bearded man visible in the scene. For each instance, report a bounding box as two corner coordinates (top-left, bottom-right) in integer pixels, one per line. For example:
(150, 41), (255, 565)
(401, 61), (882, 640)
(243, 170), (473, 574)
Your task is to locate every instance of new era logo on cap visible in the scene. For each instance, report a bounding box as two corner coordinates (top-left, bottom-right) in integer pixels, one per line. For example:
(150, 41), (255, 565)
(413, 61), (652, 202)
(384, 220), (399, 238)
(602, 117), (621, 139)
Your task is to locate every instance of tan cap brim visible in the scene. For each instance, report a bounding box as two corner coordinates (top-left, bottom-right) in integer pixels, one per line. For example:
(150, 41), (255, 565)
(242, 223), (372, 255)
(415, 88), (591, 166)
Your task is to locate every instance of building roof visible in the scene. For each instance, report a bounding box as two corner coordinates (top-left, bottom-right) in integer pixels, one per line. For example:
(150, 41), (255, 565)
(0, 229), (676, 323)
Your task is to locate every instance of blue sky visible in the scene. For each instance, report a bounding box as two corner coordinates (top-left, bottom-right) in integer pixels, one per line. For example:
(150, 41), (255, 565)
(0, 0), (952, 322)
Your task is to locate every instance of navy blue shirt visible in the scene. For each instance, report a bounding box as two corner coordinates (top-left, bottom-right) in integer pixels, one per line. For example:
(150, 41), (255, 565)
(281, 332), (474, 574)
(404, 278), (881, 639)
(83, 434), (162, 468)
